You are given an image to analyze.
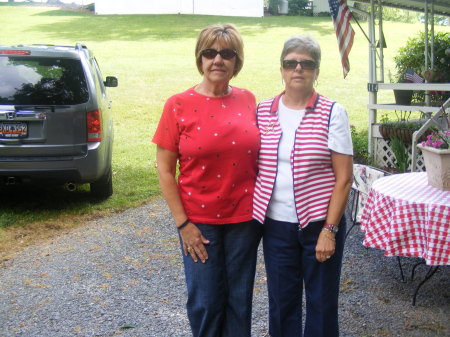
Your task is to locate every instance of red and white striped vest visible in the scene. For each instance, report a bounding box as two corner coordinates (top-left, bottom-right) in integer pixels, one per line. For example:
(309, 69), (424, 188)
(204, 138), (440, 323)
(253, 91), (336, 228)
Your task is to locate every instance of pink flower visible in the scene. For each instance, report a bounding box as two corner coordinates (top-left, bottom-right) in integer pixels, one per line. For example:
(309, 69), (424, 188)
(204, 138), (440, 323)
(422, 130), (450, 149)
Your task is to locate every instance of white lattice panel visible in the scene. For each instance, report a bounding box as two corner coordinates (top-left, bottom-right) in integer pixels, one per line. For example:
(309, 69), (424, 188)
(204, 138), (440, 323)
(373, 137), (426, 172)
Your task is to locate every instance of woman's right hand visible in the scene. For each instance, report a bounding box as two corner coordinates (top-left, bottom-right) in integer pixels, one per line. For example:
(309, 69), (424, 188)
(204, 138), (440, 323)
(180, 223), (210, 263)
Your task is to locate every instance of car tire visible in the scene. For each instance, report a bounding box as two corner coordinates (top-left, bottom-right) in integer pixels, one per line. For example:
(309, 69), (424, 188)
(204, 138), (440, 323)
(90, 165), (113, 199)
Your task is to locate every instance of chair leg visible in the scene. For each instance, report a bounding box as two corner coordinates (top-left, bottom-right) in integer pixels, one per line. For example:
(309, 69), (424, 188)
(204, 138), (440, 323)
(344, 222), (357, 243)
(352, 191), (360, 223)
(344, 190), (359, 244)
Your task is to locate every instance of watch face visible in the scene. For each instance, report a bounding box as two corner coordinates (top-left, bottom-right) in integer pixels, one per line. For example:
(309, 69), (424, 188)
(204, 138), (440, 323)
(325, 224), (339, 233)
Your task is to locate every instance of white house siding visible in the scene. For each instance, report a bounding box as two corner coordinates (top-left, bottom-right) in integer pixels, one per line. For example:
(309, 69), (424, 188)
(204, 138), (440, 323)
(193, 0), (263, 17)
(94, 0), (264, 17)
(95, 0), (180, 15)
(312, 0), (354, 15)
(313, 0), (330, 14)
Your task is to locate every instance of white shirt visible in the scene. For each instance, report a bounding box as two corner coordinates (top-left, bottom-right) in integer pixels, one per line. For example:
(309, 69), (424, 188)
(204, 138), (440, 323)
(267, 96), (353, 223)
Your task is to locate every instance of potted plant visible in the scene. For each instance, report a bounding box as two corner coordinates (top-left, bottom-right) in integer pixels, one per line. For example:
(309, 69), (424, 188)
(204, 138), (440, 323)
(379, 119), (430, 145)
(393, 88), (413, 106)
(417, 129), (450, 191)
(388, 70), (413, 105)
(378, 110), (430, 145)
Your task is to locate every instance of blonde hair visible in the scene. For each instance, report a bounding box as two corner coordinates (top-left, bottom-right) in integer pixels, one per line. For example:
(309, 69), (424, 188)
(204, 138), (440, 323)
(195, 24), (244, 77)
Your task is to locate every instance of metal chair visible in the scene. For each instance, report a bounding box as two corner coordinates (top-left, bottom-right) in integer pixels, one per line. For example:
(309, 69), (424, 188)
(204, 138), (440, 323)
(346, 164), (389, 240)
(346, 164), (406, 282)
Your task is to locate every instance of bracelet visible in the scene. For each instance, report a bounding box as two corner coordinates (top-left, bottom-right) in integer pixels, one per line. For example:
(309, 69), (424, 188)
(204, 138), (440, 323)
(321, 228), (336, 241)
(177, 219), (190, 231)
(323, 223), (339, 234)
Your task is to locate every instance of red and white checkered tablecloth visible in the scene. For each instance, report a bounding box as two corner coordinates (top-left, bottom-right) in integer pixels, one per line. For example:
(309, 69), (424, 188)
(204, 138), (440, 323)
(360, 172), (450, 266)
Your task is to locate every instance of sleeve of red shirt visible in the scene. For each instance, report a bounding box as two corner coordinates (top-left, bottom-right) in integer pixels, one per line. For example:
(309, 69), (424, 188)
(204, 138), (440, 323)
(151, 95), (180, 153)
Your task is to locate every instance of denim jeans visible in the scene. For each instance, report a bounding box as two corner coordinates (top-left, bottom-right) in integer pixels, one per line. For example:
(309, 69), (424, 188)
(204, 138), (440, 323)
(180, 220), (262, 337)
(263, 217), (346, 337)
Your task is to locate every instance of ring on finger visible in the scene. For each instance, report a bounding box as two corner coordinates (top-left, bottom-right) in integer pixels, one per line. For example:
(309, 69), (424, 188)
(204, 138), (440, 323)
(326, 255), (331, 259)
(187, 247), (192, 253)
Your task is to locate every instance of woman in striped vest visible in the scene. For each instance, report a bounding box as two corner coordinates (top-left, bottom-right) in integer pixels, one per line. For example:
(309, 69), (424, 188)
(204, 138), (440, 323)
(253, 35), (353, 337)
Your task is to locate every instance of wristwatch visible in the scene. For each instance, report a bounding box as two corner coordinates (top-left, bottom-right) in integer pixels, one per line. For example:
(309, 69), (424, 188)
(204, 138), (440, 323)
(323, 223), (339, 234)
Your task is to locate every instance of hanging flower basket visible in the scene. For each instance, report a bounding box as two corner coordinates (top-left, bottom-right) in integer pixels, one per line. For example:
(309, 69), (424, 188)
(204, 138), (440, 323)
(417, 144), (450, 191)
(379, 125), (414, 144)
(378, 121), (430, 145)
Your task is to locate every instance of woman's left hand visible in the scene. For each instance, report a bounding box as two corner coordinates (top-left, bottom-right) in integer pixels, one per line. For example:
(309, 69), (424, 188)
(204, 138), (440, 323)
(315, 229), (336, 263)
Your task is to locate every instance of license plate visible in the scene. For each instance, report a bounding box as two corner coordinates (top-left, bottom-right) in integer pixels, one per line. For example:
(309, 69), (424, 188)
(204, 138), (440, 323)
(0, 122), (28, 138)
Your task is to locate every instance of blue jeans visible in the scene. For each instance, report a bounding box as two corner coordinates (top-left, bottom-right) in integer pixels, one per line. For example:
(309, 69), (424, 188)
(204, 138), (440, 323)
(263, 217), (346, 337)
(180, 220), (262, 337)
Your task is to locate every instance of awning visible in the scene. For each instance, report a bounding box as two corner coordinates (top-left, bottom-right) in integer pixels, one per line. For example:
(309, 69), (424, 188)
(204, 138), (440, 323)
(355, 0), (450, 17)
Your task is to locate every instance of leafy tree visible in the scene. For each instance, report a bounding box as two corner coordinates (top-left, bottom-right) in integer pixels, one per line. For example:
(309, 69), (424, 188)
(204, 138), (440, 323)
(287, 0), (313, 16)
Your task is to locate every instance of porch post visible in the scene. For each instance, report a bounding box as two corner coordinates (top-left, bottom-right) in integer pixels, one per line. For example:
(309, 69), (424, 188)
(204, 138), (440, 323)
(368, 0), (377, 159)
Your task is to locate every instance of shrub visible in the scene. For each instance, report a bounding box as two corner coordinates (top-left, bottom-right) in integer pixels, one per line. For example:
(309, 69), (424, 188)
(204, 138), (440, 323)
(86, 3), (95, 12)
(351, 126), (369, 164)
(315, 12), (331, 17)
(390, 137), (410, 172)
(394, 31), (450, 103)
(287, 0), (313, 16)
(268, 0), (279, 15)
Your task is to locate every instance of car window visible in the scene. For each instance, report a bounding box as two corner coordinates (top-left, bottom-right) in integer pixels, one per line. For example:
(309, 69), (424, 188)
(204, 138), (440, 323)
(92, 58), (106, 96)
(0, 56), (89, 105)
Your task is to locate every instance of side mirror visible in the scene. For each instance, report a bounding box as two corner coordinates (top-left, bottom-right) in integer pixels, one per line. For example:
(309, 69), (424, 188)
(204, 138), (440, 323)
(104, 76), (118, 87)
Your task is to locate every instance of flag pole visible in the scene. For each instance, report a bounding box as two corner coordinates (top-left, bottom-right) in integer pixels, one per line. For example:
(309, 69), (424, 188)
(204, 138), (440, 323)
(350, 13), (370, 44)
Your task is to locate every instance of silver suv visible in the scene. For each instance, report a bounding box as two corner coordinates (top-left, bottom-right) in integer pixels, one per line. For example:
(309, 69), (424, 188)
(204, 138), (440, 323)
(0, 43), (118, 199)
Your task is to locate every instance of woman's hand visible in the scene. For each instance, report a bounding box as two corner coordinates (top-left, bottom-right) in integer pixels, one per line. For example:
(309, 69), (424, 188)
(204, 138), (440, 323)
(180, 222), (210, 263)
(315, 229), (336, 263)
(314, 151), (352, 263)
(156, 146), (210, 263)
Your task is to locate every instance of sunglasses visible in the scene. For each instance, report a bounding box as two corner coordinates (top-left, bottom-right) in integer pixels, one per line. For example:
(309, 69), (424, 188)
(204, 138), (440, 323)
(201, 48), (237, 60)
(282, 59), (317, 70)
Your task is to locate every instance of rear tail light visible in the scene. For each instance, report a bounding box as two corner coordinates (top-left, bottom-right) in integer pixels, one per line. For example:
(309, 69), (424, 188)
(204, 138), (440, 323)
(87, 109), (102, 142)
(0, 50), (31, 55)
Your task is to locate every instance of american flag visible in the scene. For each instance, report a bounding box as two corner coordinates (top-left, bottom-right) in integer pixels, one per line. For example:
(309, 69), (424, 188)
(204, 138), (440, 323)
(404, 68), (424, 83)
(328, 0), (355, 78)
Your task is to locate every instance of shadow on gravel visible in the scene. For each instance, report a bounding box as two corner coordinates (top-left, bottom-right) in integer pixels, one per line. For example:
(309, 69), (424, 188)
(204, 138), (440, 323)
(0, 185), (101, 228)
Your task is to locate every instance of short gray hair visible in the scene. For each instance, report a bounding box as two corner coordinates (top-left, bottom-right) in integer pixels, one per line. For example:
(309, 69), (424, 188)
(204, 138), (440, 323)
(280, 35), (321, 68)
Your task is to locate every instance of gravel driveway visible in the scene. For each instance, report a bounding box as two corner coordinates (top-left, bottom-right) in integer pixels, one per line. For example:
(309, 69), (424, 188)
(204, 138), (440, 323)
(1, 196), (449, 337)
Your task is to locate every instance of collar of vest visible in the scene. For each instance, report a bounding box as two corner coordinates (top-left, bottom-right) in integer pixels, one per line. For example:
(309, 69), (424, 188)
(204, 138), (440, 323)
(269, 90), (319, 114)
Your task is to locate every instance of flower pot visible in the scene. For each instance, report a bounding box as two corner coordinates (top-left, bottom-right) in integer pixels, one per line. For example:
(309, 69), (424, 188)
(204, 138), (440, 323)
(378, 122), (430, 145)
(379, 125), (410, 142)
(378, 125), (415, 144)
(417, 144), (450, 191)
(394, 89), (413, 105)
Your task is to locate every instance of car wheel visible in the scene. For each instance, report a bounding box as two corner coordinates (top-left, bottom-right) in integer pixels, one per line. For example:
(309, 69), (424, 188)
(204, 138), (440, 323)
(90, 165), (113, 199)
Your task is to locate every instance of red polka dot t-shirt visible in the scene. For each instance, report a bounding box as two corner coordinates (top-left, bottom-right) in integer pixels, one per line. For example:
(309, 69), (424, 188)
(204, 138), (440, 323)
(152, 86), (260, 224)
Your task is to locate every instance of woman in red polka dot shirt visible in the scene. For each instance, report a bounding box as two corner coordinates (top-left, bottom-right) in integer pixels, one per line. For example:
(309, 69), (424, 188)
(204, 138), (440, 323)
(152, 24), (262, 337)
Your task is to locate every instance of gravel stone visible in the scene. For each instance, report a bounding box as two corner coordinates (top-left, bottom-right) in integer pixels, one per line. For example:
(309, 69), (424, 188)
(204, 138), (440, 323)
(0, 197), (449, 337)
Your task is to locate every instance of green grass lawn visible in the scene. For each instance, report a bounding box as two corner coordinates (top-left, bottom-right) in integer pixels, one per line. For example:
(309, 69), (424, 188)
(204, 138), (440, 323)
(0, 4), (449, 229)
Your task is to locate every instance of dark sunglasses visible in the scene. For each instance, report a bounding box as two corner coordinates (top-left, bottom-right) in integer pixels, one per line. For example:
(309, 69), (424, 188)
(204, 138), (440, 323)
(282, 59), (317, 70)
(201, 48), (237, 60)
